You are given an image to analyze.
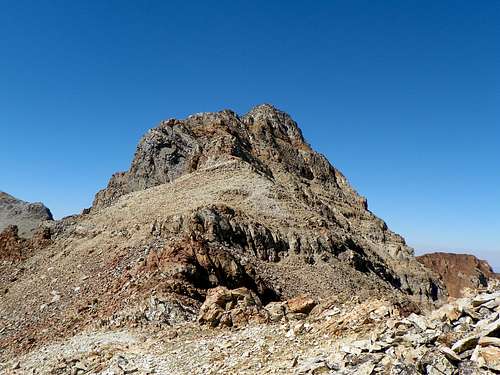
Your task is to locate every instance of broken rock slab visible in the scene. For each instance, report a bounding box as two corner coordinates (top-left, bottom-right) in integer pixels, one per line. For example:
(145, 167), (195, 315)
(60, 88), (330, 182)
(287, 294), (317, 315)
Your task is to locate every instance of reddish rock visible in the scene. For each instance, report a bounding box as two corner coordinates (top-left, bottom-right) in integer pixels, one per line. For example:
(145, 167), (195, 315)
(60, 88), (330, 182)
(0, 224), (52, 262)
(0, 225), (26, 260)
(287, 294), (317, 314)
(417, 252), (499, 298)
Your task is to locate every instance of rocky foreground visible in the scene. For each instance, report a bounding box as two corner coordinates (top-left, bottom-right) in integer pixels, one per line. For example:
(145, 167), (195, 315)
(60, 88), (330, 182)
(1, 282), (499, 374)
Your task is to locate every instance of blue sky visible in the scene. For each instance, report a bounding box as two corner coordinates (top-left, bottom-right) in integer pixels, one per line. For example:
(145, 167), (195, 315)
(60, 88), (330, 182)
(1, 1), (498, 269)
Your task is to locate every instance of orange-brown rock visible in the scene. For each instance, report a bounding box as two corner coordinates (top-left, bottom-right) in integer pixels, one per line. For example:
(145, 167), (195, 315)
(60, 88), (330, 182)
(287, 294), (317, 314)
(0, 225), (52, 262)
(417, 252), (499, 298)
(0, 225), (26, 261)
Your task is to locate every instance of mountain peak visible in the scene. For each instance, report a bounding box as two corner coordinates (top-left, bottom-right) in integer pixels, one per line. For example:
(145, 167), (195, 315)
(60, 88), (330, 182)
(90, 105), (443, 302)
(1, 104), (449, 364)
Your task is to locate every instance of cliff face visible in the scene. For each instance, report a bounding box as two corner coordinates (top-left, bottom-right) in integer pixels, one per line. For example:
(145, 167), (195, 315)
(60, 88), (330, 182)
(0, 192), (53, 238)
(417, 252), (499, 298)
(0, 105), (445, 359)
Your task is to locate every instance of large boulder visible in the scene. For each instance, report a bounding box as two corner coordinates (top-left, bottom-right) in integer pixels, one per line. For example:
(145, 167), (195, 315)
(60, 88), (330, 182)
(198, 286), (266, 327)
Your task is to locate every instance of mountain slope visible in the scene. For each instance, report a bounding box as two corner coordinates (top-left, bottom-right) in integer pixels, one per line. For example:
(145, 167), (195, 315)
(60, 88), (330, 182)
(0, 105), (444, 359)
(92, 104), (443, 301)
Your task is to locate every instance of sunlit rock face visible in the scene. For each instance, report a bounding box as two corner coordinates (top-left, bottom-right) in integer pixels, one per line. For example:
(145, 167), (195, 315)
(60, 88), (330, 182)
(417, 252), (499, 297)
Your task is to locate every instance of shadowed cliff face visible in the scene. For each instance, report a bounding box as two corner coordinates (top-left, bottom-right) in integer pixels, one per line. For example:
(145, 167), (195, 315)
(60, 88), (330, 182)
(91, 104), (444, 303)
(417, 252), (499, 298)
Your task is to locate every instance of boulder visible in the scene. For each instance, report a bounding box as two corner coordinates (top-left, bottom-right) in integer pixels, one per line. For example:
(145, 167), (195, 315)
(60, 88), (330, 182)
(287, 294), (317, 314)
(265, 301), (288, 322)
(452, 335), (480, 354)
(198, 286), (264, 327)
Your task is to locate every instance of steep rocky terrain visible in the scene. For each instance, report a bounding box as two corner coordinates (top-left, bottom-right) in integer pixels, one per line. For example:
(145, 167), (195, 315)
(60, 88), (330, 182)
(0, 105), (451, 371)
(0, 192), (53, 238)
(417, 252), (499, 298)
(91, 104), (443, 302)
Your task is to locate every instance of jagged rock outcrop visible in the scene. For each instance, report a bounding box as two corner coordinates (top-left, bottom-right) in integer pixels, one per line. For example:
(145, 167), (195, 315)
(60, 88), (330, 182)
(0, 192), (53, 238)
(0, 225), (25, 261)
(417, 252), (499, 298)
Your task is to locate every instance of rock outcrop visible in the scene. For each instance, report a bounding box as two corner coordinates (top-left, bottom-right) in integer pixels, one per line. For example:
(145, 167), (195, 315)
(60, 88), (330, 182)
(417, 252), (499, 298)
(0, 224), (52, 261)
(0, 192), (53, 238)
(0, 225), (25, 261)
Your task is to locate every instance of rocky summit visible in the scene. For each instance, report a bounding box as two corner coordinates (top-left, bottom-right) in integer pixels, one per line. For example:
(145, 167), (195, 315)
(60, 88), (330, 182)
(2, 104), (498, 374)
(91, 104), (443, 303)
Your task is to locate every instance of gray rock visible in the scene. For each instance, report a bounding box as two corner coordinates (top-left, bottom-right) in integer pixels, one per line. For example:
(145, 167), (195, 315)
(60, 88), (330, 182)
(472, 293), (499, 307)
(295, 355), (329, 374)
(482, 299), (499, 310)
(0, 192), (53, 238)
(452, 335), (480, 353)
(439, 347), (461, 362)
(422, 354), (456, 375)
(405, 313), (428, 331)
(480, 317), (500, 337)
(265, 301), (288, 322)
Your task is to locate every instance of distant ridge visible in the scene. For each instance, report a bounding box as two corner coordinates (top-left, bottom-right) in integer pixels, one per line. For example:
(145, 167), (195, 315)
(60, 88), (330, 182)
(0, 191), (53, 238)
(417, 252), (499, 297)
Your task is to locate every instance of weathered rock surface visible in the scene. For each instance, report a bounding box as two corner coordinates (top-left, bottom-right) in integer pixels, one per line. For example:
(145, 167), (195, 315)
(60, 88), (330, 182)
(198, 286), (266, 327)
(0, 224), (52, 261)
(417, 252), (499, 298)
(0, 192), (53, 238)
(92, 104), (444, 303)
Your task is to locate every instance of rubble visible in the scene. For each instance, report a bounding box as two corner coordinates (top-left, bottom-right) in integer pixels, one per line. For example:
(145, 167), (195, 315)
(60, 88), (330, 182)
(1, 282), (496, 374)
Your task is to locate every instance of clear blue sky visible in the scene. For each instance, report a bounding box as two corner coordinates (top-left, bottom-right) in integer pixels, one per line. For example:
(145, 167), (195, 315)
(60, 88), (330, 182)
(1, 1), (498, 270)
